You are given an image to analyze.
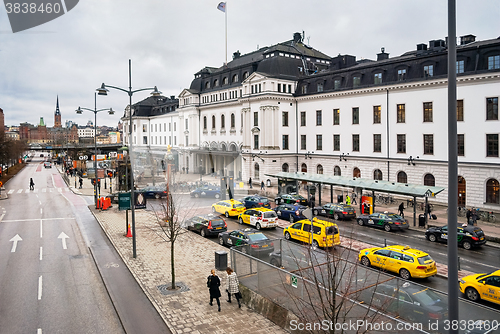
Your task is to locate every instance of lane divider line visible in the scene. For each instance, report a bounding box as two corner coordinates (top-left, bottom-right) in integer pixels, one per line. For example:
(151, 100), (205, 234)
(38, 276), (42, 300)
(40, 220), (43, 238)
(40, 247), (43, 261)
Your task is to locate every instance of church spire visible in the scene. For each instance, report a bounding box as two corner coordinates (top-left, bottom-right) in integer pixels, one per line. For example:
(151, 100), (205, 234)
(55, 95), (61, 116)
(54, 95), (62, 128)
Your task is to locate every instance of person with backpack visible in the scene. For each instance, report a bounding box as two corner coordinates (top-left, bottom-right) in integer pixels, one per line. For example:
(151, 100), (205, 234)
(207, 269), (221, 312)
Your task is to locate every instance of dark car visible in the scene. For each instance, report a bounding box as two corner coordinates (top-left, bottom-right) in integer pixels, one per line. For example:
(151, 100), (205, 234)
(218, 228), (274, 258)
(273, 204), (307, 223)
(356, 212), (409, 232)
(185, 214), (227, 237)
(356, 282), (448, 324)
(138, 186), (168, 199)
(238, 195), (271, 209)
(190, 186), (221, 199)
(312, 203), (356, 220)
(425, 224), (486, 250)
(275, 193), (308, 206)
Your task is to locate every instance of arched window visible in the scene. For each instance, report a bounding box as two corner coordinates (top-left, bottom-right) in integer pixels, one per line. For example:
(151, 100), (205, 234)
(254, 163), (260, 179)
(301, 163), (307, 173)
(232, 74), (239, 83)
(203, 116), (207, 130)
(214, 79), (219, 87)
(211, 115), (216, 129)
(317, 164), (323, 174)
(222, 77), (228, 85)
(334, 166), (341, 176)
(230, 113), (235, 128)
(373, 169), (382, 180)
(486, 178), (499, 204)
(353, 167), (361, 178)
(424, 173), (435, 186)
(243, 72), (249, 80)
(397, 171), (408, 183)
(205, 81), (210, 89)
(221, 114), (225, 129)
(282, 163), (289, 172)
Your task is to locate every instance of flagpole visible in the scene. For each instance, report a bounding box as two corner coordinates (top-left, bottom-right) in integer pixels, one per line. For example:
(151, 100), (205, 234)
(225, 2), (227, 65)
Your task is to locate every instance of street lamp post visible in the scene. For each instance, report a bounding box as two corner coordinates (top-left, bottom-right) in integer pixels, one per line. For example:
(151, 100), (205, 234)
(76, 93), (114, 209)
(96, 59), (161, 259)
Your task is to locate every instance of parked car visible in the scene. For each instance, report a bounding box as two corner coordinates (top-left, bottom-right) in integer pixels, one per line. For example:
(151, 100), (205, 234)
(359, 245), (437, 280)
(238, 195), (271, 209)
(212, 199), (246, 218)
(356, 282), (448, 323)
(356, 212), (409, 232)
(273, 204), (307, 223)
(237, 208), (278, 229)
(425, 224), (486, 250)
(283, 218), (340, 249)
(138, 185), (168, 199)
(312, 203), (356, 220)
(218, 228), (274, 257)
(459, 269), (500, 306)
(190, 186), (221, 199)
(274, 193), (308, 206)
(184, 214), (227, 237)
(43, 161), (52, 168)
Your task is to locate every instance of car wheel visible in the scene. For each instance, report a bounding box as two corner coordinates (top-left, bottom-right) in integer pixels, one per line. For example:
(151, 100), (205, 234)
(462, 240), (472, 250)
(218, 237), (225, 246)
(270, 258), (280, 267)
(384, 224), (391, 232)
(312, 240), (319, 250)
(200, 229), (206, 237)
(313, 209), (318, 216)
(225, 212), (229, 218)
(155, 194), (160, 199)
(284, 232), (291, 240)
(399, 268), (411, 280)
(357, 219), (364, 226)
(212, 207), (216, 213)
(194, 193), (200, 198)
(215, 193), (220, 199)
(256, 223), (261, 230)
(289, 216), (294, 224)
(239, 218), (243, 225)
(334, 213), (340, 220)
(428, 234), (437, 242)
(465, 287), (480, 302)
(360, 256), (370, 267)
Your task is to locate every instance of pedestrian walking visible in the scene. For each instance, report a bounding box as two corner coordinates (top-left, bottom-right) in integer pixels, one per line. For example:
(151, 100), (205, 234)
(425, 203), (432, 220)
(226, 267), (241, 308)
(398, 202), (405, 218)
(351, 191), (357, 205)
(79, 177), (83, 189)
(260, 181), (265, 190)
(207, 269), (221, 312)
(466, 208), (472, 225)
(345, 195), (351, 205)
(471, 207), (478, 226)
(248, 177), (252, 189)
(29, 178), (35, 190)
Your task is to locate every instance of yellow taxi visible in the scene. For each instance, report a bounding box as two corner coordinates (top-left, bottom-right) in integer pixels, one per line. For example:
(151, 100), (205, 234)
(212, 199), (246, 218)
(238, 208), (278, 230)
(283, 218), (340, 249)
(358, 245), (437, 280)
(459, 269), (500, 305)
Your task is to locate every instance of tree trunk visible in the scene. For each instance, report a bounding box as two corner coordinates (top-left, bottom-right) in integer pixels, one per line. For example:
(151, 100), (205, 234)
(171, 239), (175, 289)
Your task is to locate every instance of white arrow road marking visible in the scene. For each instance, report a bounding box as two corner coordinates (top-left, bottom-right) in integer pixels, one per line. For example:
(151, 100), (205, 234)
(10, 234), (22, 252)
(38, 276), (42, 300)
(58, 232), (69, 250)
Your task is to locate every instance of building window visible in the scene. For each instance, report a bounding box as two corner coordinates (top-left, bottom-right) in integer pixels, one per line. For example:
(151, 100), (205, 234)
(301, 85), (307, 94)
(300, 111), (306, 126)
(397, 134), (406, 153)
(254, 134), (259, 149)
(282, 163), (289, 172)
(353, 76), (360, 88)
(301, 135), (306, 150)
(333, 134), (340, 151)
(457, 100), (464, 121)
(212, 115), (216, 129)
(185, 136), (189, 146)
(282, 135), (289, 150)
(282, 111), (289, 126)
(424, 134), (434, 155)
(277, 83), (281, 92)
(487, 134), (499, 157)
(203, 116), (207, 130)
(316, 110), (322, 126)
(374, 73), (382, 84)
(143, 124), (147, 132)
(301, 163), (307, 173)
(397, 171), (408, 183)
(253, 112), (258, 126)
(334, 166), (341, 176)
(185, 119), (188, 130)
(352, 107), (359, 124)
(232, 74), (239, 82)
(458, 134), (465, 156)
(424, 174), (435, 187)
(373, 106), (381, 124)
(373, 134), (381, 152)
(222, 77), (228, 85)
(317, 165), (323, 174)
(231, 113), (235, 128)
(488, 55), (500, 70)
(333, 109), (340, 125)
(243, 72), (249, 80)
(373, 169), (382, 180)
(352, 134), (360, 152)
(174, 122), (176, 131)
(486, 178), (500, 204)
(397, 104), (405, 123)
(205, 81), (210, 89)
(334, 79), (341, 90)
(424, 65), (434, 77)
(143, 136), (147, 144)
(254, 163), (260, 179)
(316, 135), (323, 151)
(456, 60), (465, 74)
(397, 69), (406, 81)
(317, 83), (323, 92)
(486, 97), (498, 120)
(423, 102), (433, 122)
(353, 168), (361, 178)
(221, 114), (225, 129)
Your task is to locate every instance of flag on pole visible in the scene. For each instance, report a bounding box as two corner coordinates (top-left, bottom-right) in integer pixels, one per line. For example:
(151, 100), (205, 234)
(217, 2), (226, 12)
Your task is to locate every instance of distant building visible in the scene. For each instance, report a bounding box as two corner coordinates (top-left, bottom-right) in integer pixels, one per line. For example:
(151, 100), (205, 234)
(78, 126), (95, 138)
(0, 107), (4, 138)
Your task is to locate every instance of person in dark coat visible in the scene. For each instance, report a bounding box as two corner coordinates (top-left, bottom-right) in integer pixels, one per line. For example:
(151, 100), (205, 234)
(207, 269), (221, 312)
(466, 208), (472, 225)
(79, 177), (83, 189)
(29, 178), (35, 190)
(398, 202), (405, 218)
(248, 177), (252, 189)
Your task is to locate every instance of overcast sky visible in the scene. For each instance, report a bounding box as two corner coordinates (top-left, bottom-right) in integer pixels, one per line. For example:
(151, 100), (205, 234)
(0, 0), (498, 128)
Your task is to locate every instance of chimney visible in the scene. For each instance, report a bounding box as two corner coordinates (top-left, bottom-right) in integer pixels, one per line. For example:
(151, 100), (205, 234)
(232, 50), (241, 59)
(416, 43), (427, 51)
(170, 95), (175, 100)
(460, 34), (476, 45)
(293, 32), (302, 44)
(377, 47), (389, 61)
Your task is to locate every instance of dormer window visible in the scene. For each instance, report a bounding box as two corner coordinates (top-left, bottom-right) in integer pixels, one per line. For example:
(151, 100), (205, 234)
(223, 77), (228, 85)
(243, 72), (249, 80)
(397, 69), (406, 81)
(214, 79), (219, 87)
(205, 81), (210, 89)
(317, 83), (324, 92)
(374, 73), (382, 84)
(424, 65), (434, 77)
(232, 74), (239, 82)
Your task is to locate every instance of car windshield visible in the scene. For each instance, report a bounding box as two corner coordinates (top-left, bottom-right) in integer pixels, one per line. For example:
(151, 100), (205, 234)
(410, 288), (442, 306)
(476, 272), (494, 280)
(264, 212), (277, 218)
(417, 255), (433, 265)
(248, 233), (268, 241)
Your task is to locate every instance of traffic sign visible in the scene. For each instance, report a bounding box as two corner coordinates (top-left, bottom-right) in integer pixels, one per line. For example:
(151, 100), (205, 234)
(291, 275), (298, 288)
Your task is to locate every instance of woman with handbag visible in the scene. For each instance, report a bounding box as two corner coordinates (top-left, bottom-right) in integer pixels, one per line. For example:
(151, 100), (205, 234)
(225, 267), (241, 308)
(207, 269), (221, 312)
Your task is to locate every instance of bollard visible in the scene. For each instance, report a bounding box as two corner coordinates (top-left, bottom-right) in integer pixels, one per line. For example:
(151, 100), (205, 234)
(384, 238), (387, 247)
